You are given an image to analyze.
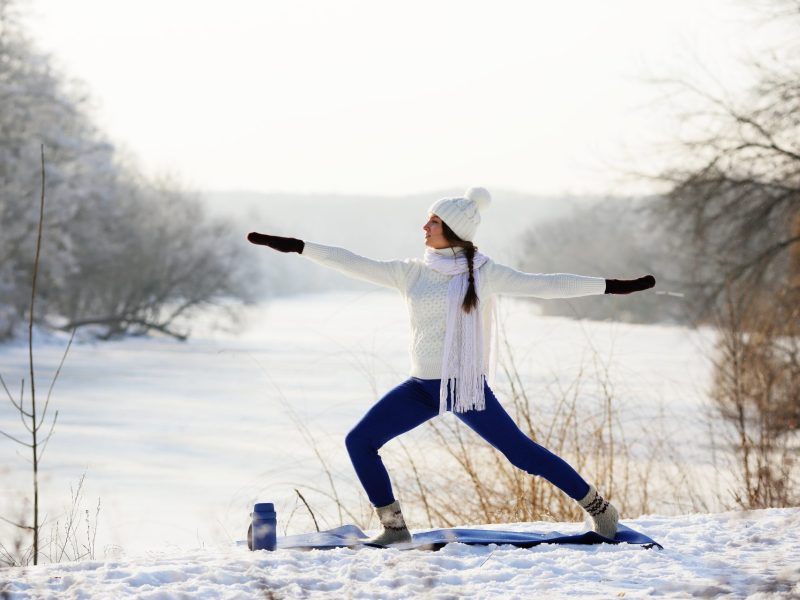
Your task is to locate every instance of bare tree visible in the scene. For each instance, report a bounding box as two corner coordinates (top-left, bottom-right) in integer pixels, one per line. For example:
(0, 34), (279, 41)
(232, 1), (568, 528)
(642, 0), (800, 505)
(0, 146), (74, 565)
(645, 4), (800, 317)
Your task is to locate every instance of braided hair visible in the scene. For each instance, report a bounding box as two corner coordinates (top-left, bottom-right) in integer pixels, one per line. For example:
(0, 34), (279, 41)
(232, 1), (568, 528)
(441, 221), (479, 314)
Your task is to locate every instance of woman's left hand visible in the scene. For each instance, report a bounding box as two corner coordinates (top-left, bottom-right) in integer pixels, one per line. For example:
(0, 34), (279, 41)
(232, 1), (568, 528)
(604, 275), (656, 295)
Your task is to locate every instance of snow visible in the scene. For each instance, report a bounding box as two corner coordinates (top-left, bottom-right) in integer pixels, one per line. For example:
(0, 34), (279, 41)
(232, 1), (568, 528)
(1, 290), (797, 597)
(2, 510), (799, 598)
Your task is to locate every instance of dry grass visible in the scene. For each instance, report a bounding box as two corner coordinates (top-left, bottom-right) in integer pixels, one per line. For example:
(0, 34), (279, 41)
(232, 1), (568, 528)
(0, 474), (100, 567)
(709, 287), (800, 509)
(389, 330), (657, 526)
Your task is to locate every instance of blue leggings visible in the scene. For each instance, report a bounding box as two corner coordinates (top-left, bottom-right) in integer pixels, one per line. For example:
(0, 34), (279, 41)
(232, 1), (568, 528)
(344, 377), (591, 507)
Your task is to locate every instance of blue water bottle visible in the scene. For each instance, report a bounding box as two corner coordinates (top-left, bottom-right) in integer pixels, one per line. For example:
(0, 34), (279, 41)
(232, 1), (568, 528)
(250, 503), (277, 551)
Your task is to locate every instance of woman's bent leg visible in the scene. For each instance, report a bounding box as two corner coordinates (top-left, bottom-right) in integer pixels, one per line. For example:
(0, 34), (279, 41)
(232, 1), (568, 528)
(345, 378), (438, 507)
(455, 382), (591, 501)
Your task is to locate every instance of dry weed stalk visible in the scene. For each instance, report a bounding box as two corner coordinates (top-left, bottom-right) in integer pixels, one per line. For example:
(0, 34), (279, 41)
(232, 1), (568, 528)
(710, 287), (800, 509)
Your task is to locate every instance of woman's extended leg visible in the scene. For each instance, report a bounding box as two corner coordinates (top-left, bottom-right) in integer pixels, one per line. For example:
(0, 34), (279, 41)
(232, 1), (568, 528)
(455, 381), (619, 537)
(454, 381), (591, 500)
(344, 378), (438, 507)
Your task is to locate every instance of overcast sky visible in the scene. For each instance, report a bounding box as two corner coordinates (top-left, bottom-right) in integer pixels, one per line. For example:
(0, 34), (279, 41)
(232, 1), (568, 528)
(22, 0), (777, 197)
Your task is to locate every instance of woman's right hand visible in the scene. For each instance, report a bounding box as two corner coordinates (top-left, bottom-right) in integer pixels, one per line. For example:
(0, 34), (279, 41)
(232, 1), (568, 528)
(247, 232), (305, 254)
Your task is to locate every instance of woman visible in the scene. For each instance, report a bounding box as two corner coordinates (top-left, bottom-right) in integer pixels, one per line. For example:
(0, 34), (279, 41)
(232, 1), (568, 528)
(247, 187), (655, 545)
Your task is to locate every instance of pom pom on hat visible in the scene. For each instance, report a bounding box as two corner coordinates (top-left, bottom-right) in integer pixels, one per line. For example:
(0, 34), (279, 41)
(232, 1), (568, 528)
(428, 186), (491, 242)
(465, 187), (491, 211)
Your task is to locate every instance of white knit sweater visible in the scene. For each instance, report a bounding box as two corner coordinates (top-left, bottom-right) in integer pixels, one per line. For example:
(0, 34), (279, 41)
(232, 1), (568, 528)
(302, 242), (607, 379)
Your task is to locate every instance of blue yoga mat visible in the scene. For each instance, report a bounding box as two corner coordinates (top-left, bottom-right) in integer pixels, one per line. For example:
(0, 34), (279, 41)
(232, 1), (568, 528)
(275, 523), (663, 551)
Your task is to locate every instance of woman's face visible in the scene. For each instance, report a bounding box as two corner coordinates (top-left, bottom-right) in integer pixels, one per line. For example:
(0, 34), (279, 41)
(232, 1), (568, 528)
(423, 213), (450, 249)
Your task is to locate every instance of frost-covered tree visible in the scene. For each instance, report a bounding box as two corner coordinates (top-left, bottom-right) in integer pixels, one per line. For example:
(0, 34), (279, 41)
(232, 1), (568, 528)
(0, 0), (112, 336)
(0, 0), (251, 340)
(57, 173), (251, 339)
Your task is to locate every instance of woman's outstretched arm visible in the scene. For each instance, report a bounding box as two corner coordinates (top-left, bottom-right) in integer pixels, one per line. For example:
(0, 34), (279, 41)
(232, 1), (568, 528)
(485, 261), (655, 298)
(247, 232), (411, 290)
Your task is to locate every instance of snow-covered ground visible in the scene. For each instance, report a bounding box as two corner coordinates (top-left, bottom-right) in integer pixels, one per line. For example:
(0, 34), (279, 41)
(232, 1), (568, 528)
(2, 290), (795, 597)
(2, 509), (798, 598)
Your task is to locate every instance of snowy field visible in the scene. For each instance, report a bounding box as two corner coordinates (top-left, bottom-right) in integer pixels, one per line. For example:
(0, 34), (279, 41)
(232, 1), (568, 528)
(2, 290), (797, 597)
(2, 510), (799, 598)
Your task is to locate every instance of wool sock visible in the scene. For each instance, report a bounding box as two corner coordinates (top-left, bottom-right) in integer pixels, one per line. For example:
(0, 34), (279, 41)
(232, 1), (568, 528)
(366, 500), (412, 545)
(578, 484), (619, 539)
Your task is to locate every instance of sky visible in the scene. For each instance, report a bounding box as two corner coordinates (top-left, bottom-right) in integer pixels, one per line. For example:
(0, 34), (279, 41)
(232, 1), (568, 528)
(21, 0), (778, 197)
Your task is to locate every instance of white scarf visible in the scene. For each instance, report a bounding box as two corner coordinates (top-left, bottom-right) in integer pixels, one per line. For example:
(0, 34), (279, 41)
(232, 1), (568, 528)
(423, 247), (496, 414)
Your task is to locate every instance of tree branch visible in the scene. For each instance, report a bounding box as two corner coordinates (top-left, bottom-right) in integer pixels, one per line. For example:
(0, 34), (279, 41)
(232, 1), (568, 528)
(0, 371), (31, 417)
(0, 429), (33, 447)
(0, 515), (33, 531)
(39, 329), (75, 431)
(61, 316), (187, 341)
(36, 410), (59, 464)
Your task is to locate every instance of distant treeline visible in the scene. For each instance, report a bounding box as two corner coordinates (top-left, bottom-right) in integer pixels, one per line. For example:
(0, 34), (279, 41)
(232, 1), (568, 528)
(514, 197), (692, 324)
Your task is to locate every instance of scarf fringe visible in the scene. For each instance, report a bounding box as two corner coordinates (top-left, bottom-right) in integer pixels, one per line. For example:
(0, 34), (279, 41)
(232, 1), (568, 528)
(439, 375), (487, 414)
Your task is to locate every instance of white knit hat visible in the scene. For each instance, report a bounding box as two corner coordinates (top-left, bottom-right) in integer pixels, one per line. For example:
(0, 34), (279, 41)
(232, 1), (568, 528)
(428, 187), (492, 242)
